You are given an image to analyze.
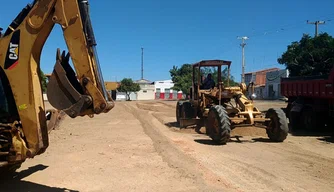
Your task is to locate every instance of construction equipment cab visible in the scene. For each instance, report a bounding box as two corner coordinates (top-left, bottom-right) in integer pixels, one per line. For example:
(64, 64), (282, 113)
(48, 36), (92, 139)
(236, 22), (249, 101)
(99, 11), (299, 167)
(0, 0), (114, 174)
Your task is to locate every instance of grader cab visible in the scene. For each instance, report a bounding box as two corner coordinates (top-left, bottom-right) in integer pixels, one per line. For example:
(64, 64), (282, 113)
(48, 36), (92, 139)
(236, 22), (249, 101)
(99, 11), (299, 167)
(176, 60), (288, 144)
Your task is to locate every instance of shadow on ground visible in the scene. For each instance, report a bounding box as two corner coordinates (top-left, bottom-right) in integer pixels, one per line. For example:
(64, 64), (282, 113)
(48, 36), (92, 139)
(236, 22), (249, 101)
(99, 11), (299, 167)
(194, 139), (221, 146)
(0, 164), (78, 192)
(289, 129), (333, 137)
(317, 136), (334, 143)
(194, 136), (277, 146)
(289, 127), (334, 143)
(251, 137), (277, 143)
(164, 122), (199, 135)
(167, 120), (334, 145)
(165, 122), (179, 128)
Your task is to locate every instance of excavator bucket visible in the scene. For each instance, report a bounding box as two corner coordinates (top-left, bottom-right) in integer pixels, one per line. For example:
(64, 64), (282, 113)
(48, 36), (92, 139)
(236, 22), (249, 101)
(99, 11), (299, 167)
(47, 49), (93, 118)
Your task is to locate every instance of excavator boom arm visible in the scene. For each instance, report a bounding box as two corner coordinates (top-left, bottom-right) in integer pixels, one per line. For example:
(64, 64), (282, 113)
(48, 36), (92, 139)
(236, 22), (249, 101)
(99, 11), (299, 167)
(0, 0), (114, 169)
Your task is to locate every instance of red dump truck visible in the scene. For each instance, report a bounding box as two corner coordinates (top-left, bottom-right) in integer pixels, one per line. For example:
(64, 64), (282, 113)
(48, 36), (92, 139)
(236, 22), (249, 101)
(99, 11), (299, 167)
(281, 66), (334, 131)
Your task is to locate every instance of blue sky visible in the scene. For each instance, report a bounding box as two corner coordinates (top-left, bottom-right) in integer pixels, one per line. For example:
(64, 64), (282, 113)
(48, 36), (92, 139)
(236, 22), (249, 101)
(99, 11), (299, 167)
(1, 0), (334, 82)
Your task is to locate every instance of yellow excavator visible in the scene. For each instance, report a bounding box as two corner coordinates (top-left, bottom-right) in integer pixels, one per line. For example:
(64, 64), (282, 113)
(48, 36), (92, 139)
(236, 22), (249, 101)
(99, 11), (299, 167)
(0, 0), (114, 175)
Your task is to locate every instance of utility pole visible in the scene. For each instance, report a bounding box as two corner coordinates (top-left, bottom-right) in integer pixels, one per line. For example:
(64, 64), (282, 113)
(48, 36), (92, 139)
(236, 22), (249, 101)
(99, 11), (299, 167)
(307, 20), (325, 37)
(237, 36), (249, 83)
(141, 47), (144, 80)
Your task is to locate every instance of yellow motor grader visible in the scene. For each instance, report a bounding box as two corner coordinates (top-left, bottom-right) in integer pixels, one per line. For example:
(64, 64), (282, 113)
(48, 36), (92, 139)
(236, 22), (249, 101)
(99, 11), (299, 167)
(0, 0), (114, 175)
(176, 60), (288, 144)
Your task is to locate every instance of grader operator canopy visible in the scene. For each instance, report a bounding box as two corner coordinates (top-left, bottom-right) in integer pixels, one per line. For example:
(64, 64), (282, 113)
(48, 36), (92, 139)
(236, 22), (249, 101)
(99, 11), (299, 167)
(192, 59), (232, 67)
(192, 59), (232, 89)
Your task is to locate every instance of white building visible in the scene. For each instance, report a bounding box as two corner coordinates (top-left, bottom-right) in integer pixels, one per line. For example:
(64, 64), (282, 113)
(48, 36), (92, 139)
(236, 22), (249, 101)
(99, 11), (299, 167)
(135, 79), (155, 100)
(116, 92), (137, 101)
(265, 69), (289, 99)
(154, 80), (183, 100)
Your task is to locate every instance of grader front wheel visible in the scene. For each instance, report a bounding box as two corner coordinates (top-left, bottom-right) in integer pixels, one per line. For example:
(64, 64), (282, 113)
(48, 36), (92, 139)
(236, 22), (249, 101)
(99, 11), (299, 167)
(206, 105), (231, 145)
(265, 108), (289, 142)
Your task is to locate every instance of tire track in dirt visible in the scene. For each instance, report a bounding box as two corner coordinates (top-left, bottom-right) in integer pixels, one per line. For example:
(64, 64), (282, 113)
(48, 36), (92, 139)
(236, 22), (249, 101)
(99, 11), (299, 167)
(155, 112), (332, 191)
(203, 152), (310, 192)
(156, 101), (176, 108)
(136, 102), (172, 113)
(138, 101), (334, 192)
(133, 102), (290, 191)
(149, 110), (293, 191)
(123, 102), (239, 192)
(136, 101), (278, 190)
(261, 143), (334, 186)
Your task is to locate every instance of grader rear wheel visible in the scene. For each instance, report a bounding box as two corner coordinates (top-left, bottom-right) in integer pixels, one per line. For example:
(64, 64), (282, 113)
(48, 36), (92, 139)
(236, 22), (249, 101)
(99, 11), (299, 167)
(265, 108), (289, 142)
(206, 105), (231, 145)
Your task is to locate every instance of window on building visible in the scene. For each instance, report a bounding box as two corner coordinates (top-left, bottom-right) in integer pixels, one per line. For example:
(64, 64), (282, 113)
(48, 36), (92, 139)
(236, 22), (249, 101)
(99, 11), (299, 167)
(156, 88), (161, 92)
(165, 88), (170, 93)
(143, 90), (147, 93)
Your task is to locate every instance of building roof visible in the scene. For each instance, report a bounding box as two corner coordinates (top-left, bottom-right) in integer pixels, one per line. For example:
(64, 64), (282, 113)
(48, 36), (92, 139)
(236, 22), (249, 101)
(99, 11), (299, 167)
(135, 78), (153, 84)
(244, 68), (280, 75)
(154, 79), (173, 83)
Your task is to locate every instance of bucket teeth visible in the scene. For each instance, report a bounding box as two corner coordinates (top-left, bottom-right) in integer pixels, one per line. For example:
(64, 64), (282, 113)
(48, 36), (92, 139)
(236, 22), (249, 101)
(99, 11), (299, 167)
(46, 49), (91, 118)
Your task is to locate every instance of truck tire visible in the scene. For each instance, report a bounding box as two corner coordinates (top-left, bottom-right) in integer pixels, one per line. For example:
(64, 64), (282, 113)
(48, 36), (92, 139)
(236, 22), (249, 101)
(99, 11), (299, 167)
(265, 108), (289, 142)
(289, 111), (301, 131)
(284, 103), (292, 118)
(301, 108), (317, 131)
(206, 105), (231, 145)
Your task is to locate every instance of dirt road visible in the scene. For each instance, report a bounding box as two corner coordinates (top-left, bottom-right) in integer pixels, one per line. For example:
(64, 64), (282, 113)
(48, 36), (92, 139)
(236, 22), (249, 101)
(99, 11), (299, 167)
(1, 100), (333, 192)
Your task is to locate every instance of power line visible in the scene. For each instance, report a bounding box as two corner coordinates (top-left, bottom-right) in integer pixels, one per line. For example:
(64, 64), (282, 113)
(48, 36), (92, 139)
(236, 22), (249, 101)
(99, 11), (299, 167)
(246, 13), (334, 39)
(216, 14), (334, 55)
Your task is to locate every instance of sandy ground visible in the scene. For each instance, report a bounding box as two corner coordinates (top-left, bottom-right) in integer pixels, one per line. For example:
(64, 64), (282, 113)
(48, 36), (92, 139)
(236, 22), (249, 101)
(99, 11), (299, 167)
(0, 100), (333, 192)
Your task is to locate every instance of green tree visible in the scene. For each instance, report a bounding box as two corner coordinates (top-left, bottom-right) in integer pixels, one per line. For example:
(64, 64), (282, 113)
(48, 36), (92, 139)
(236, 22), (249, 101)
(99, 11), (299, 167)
(39, 70), (48, 93)
(169, 64), (193, 96)
(117, 78), (141, 101)
(278, 32), (334, 77)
